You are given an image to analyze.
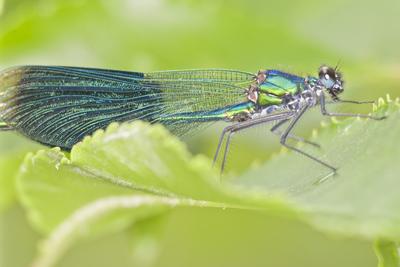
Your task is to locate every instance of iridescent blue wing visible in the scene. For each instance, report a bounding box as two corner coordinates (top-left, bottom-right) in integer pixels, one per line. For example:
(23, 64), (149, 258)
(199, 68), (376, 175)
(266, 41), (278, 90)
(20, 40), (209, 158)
(0, 66), (255, 149)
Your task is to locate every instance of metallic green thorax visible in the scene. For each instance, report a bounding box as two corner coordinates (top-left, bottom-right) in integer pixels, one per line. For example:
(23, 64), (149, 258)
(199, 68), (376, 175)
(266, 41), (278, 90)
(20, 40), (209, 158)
(254, 70), (305, 107)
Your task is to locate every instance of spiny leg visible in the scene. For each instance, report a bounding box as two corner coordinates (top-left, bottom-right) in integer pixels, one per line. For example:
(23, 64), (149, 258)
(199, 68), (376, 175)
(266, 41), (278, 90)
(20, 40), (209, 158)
(271, 119), (321, 148)
(220, 120), (270, 173)
(221, 130), (235, 174)
(320, 94), (386, 120)
(326, 99), (375, 106)
(214, 111), (295, 174)
(213, 124), (235, 167)
(280, 106), (337, 174)
(213, 111), (294, 167)
(271, 96), (375, 153)
(337, 99), (375, 104)
(214, 122), (256, 173)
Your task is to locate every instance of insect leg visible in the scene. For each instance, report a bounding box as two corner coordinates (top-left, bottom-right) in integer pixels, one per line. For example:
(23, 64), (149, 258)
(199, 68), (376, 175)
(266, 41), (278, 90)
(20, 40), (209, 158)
(213, 124), (236, 167)
(280, 106), (337, 174)
(320, 93), (386, 120)
(220, 130), (235, 174)
(271, 119), (320, 148)
(336, 99), (375, 104)
(215, 111), (295, 174)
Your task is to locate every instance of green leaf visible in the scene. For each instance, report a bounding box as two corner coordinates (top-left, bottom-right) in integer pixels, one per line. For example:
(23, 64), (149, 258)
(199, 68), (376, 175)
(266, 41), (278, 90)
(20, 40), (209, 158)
(70, 122), (223, 200)
(17, 120), (296, 234)
(16, 96), (400, 267)
(30, 195), (224, 267)
(0, 133), (41, 212)
(0, 205), (41, 267)
(17, 147), (139, 233)
(16, 118), (299, 267)
(374, 240), (400, 267)
(235, 96), (400, 239)
(32, 197), (377, 267)
(15, 123), (213, 232)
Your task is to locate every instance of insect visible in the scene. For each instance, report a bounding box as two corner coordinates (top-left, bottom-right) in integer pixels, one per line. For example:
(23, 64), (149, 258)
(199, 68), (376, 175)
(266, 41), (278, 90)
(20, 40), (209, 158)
(0, 65), (385, 174)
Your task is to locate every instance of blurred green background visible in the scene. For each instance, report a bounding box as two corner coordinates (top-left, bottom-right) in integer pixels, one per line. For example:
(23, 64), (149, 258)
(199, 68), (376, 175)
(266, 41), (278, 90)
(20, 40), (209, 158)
(0, 0), (399, 266)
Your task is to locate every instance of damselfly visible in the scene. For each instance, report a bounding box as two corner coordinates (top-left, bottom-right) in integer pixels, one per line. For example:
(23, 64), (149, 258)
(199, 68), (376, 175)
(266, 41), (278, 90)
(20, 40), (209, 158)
(0, 65), (385, 174)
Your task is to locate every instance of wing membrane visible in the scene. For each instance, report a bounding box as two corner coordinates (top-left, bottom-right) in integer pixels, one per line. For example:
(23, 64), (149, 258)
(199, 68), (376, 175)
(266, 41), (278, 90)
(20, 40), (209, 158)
(0, 66), (254, 149)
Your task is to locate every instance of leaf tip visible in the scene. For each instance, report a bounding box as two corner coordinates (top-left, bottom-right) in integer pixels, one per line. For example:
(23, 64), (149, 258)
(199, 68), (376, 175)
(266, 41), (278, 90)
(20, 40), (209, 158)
(395, 97), (400, 106)
(377, 97), (386, 108)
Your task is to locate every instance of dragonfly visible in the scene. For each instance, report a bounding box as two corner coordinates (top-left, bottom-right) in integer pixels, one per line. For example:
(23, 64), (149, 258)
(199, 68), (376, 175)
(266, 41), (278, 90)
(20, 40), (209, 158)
(0, 65), (385, 174)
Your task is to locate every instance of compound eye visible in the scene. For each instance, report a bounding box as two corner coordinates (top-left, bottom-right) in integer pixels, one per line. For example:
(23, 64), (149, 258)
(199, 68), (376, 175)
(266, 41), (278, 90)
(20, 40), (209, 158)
(319, 65), (337, 81)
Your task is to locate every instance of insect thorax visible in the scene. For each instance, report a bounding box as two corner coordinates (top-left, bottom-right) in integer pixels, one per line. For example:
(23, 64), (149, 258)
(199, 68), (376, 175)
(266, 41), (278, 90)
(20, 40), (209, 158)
(225, 72), (321, 122)
(245, 72), (320, 119)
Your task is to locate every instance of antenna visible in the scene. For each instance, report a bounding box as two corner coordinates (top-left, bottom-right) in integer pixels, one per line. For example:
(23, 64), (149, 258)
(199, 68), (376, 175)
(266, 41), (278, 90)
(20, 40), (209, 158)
(334, 59), (342, 72)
